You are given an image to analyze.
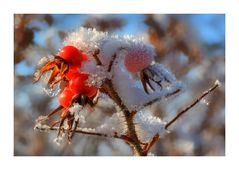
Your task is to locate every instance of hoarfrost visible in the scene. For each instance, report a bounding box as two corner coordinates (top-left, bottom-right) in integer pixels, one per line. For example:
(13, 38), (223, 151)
(99, 38), (126, 67)
(146, 64), (177, 83)
(112, 61), (184, 111)
(42, 82), (61, 97)
(63, 27), (108, 56)
(37, 55), (54, 66)
(82, 64), (111, 87)
(135, 111), (168, 142)
(96, 112), (126, 136)
(69, 103), (88, 124)
(53, 134), (65, 146)
(34, 122), (50, 132)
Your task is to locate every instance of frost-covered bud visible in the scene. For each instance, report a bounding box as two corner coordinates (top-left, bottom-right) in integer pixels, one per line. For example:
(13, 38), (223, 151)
(124, 44), (154, 73)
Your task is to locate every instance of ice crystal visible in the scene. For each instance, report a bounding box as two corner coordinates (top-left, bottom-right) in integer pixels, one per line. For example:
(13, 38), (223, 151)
(215, 79), (221, 87)
(42, 83), (61, 97)
(63, 27), (108, 56)
(200, 98), (209, 106)
(135, 111), (167, 142)
(34, 122), (50, 132)
(53, 135), (64, 146)
(147, 64), (177, 83)
(69, 103), (87, 124)
(37, 55), (54, 66)
(96, 112), (126, 136)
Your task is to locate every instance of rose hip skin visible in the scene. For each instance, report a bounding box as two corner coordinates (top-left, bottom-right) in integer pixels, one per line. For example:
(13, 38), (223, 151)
(124, 48), (153, 73)
(58, 45), (88, 67)
(65, 67), (79, 80)
(58, 86), (76, 108)
(69, 72), (97, 98)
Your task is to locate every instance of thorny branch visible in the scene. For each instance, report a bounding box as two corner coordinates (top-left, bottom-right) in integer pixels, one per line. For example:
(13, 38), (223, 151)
(165, 81), (220, 130)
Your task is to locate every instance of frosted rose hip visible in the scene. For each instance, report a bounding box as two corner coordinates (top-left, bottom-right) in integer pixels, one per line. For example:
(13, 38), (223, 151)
(124, 47), (154, 73)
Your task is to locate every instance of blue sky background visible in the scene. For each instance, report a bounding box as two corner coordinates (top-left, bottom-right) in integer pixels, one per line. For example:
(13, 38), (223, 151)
(15, 14), (225, 76)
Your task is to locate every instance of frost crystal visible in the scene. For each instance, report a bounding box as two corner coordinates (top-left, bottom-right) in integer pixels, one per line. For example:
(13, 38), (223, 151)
(135, 111), (167, 142)
(147, 64), (177, 83)
(84, 65), (111, 87)
(37, 55), (54, 66)
(200, 98), (209, 106)
(34, 122), (50, 132)
(99, 38), (126, 67)
(96, 112), (126, 136)
(215, 79), (221, 87)
(42, 83), (61, 97)
(69, 103), (87, 124)
(63, 27), (108, 56)
(54, 135), (64, 146)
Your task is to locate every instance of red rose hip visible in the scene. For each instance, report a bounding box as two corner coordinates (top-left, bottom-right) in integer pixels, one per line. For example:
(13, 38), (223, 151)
(69, 72), (97, 97)
(58, 86), (75, 108)
(58, 46), (88, 67)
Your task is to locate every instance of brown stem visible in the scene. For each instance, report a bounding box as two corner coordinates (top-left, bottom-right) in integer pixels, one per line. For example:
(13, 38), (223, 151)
(143, 134), (160, 153)
(35, 125), (124, 140)
(92, 49), (102, 65)
(165, 81), (220, 129)
(102, 79), (146, 156)
(91, 51), (146, 155)
(107, 53), (117, 72)
(144, 88), (181, 107)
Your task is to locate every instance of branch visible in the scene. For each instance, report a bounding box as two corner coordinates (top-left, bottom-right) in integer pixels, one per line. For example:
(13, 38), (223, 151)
(144, 87), (181, 107)
(92, 52), (146, 156)
(102, 79), (146, 155)
(165, 80), (220, 130)
(107, 53), (117, 72)
(35, 125), (124, 140)
(92, 49), (102, 65)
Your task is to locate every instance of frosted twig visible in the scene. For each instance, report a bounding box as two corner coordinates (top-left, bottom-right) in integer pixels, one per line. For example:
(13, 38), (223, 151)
(143, 134), (160, 153)
(165, 81), (220, 130)
(92, 49), (102, 65)
(107, 53), (117, 72)
(144, 88), (181, 107)
(35, 125), (125, 140)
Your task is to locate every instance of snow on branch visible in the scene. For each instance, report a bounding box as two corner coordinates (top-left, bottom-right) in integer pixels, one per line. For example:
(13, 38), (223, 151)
(135, 111), (167, 142)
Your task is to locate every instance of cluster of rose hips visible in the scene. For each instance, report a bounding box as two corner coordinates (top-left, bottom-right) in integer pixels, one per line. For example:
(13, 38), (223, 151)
(57, 46), (97, 108)
(35, 45), (98, 140)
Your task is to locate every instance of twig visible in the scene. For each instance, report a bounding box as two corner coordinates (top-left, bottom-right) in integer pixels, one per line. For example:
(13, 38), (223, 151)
(92, 49), (102, 65)
(107, 53), (117, 72)
(144, 88), (181, 107)
(143, 134), (160, 153)
(165, 81), (220, 130)
(35, 125), (124, 140)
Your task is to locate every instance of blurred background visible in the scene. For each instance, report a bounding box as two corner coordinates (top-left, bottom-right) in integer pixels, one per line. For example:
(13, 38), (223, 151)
(14, 14), (225, 156)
